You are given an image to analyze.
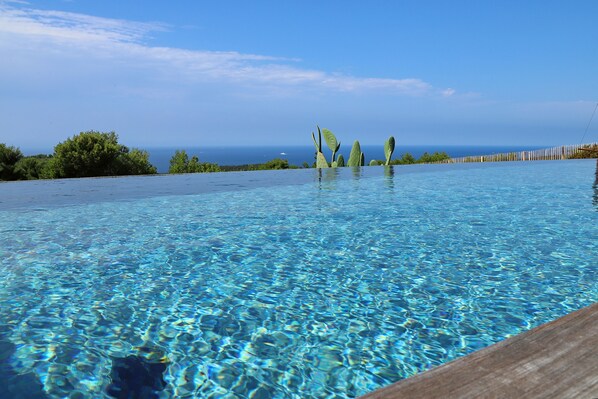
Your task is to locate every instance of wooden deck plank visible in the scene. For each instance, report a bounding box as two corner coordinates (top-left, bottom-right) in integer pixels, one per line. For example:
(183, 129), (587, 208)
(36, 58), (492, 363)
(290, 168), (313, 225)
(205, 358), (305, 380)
(360, 302), (598, 399)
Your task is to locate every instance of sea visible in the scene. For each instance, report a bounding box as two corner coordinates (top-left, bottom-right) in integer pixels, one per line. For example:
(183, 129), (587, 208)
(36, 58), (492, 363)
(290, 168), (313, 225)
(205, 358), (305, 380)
(145, 145), (544, 173)
(22, 145), (545, 173)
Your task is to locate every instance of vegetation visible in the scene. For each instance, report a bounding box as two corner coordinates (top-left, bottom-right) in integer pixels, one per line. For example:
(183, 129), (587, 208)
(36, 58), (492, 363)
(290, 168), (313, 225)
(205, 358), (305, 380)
(0, 144), (24, 181)
(0, 145), (54, 180)
(255, 158), (291, 170)
(307, 126), (453, 168)
(168, 150), (220, 173)
(415, 151), (451, 163)
(47, 131), (157, 178)
(347, 140), (364, 167)
(220, 158), (299, 171)
(569, 144), (598, 159)
(311, 127), (329, 168)
(1, 131), (156, 181)
(18, 126), (595, 181)
(384, 136), (395, 165)
(0, 126), (453, 181)
(118, 149), (157, 175)
(322, 128), (341, 164)
(370, 151), (451, 165)
(391, 151), (450, 164)
(15, 154), (53, 180)
(310, 127), (400, 168)
(1, 132), (305, 180)
(397, 152), (416, 164)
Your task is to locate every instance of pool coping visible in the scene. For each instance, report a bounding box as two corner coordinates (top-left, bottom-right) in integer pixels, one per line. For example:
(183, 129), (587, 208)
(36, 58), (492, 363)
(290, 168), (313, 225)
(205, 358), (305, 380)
(359, 302), (598, 399)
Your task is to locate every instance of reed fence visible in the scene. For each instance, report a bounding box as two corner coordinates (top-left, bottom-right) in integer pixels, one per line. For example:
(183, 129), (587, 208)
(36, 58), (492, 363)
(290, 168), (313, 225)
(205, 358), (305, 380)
(438, 142), (598, 163)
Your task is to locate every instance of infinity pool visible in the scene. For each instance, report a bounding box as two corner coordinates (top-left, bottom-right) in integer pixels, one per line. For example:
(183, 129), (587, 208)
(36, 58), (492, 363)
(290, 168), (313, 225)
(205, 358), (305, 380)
(1, 161), (597, 398)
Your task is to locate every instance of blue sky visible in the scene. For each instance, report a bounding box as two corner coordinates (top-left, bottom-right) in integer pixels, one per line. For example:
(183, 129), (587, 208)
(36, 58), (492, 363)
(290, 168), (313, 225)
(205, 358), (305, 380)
(1, 0), (597, 150)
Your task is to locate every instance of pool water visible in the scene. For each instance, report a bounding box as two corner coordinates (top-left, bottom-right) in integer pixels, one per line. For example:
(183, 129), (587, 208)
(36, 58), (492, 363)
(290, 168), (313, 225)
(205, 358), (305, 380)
(1, 161), (597, 398)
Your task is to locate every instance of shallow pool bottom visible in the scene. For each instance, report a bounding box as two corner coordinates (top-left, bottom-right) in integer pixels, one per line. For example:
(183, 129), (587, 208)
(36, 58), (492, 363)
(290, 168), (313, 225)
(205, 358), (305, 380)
(0, 161), (597, 398)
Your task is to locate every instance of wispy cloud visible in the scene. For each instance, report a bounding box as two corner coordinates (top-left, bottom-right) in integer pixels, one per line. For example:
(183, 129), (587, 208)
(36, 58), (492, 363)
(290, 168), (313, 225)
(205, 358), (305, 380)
(0, 4), (165, 44)
(441, 88), (456, 97)
(0, 3), (452, 96)
(0, 0), (29, 5)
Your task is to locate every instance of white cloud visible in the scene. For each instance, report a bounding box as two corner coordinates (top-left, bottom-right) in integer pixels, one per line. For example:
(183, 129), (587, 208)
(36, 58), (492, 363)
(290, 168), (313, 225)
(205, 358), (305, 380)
(0, 3), (450, 96)
(442, 88), (456, 97)
(0, 0), (29, 5)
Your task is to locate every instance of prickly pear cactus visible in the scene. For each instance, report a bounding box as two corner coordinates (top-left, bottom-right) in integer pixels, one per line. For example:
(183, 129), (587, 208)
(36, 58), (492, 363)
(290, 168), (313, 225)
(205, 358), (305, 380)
(369, 159), (379, 166)
(322, 128), (340, 162)
(316, 151), (329, 168)
(311, 128), (322, 153)
(336, 154), (345, 167)
(384, 136), (395, 165)
(347, 140), (362, 167)
(360, 152), (365, 166)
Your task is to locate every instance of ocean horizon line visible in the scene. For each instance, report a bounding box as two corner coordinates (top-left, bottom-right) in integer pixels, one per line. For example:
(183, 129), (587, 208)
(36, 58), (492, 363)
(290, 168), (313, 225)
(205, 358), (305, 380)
(146, 144), (547, 173)
(21, 143), (547, 154)
(19, 144), (549, 173)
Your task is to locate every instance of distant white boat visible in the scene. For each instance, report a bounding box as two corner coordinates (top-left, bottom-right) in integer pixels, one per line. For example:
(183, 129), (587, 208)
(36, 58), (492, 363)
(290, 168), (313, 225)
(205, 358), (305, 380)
(280, 152), (287, 155)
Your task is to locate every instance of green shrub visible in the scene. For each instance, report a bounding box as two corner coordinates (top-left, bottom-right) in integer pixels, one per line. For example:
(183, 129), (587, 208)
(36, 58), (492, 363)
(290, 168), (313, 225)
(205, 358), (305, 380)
(257, 158), (289, 170)
(14, 155), (53, 180)
(47, 131), (157, 178)
(418, 151), (451, 163)
(0, 144), (24, 180)
(169, 150), (221, 173)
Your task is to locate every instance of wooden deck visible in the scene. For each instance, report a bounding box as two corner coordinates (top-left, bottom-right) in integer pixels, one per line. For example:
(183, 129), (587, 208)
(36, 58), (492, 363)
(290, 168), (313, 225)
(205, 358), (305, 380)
(360, 302), (598, 399)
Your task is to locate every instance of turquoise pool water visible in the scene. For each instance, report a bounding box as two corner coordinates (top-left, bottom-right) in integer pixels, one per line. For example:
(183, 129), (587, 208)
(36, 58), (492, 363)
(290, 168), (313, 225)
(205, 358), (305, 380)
(1, 160), (597, 398)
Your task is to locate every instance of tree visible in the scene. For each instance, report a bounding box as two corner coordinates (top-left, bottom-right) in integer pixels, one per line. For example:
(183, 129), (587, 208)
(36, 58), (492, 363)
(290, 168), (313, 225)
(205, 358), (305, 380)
(401, 153), (416, 164)
(168, 150), (221, 173)
(114, 149), (157, 175)
(46, 131), (157, 178)
(169, 150), (190, 173)
(14, 155), (52, 180)
(0, 144), (24, 180)
(185, 154), (203, 173)
(257, 158), (289, 170)
(196, 161), (221, 173)
(390, 152), (416, 165)
(391, 152), (449, 164)
(418, 151), (450, 163)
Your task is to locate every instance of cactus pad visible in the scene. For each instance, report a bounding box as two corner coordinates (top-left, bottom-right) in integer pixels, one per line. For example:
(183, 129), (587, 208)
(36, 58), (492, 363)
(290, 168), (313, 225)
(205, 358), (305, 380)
(347, 141), (362, 167)
(384, 136), (395, 165)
